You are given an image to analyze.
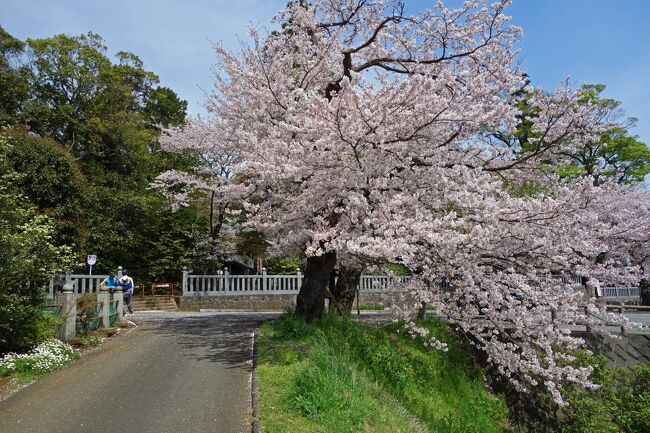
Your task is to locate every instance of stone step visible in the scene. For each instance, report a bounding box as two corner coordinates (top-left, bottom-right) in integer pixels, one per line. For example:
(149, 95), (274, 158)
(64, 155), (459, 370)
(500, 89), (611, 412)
(131, 298), (178, 312)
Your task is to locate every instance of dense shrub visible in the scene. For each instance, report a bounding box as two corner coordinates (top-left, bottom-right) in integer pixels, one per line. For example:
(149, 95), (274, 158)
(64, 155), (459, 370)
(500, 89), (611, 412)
(561, 356), (650, 433)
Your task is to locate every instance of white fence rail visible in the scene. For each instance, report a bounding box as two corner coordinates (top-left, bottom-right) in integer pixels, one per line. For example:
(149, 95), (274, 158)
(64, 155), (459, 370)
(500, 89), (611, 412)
(48, 274), (108, 298)
(602, 286), (640, 299)
(182, 269), (418, 296)
(182, 268), (641, 300)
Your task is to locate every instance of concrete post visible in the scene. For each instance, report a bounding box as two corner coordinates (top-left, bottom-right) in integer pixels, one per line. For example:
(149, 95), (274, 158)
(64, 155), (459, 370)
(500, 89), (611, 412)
(117, 266), (123, 279)
(114, 291), (124, 322)
(224, 270), (230, 292)
(262, 268), (267, 292)
(48, 276), (54, 299)
(96, 292), (110, 328)
(57, 275), (77, 340)
(182, 267), (189, 295)
(296, 269), (303, 290)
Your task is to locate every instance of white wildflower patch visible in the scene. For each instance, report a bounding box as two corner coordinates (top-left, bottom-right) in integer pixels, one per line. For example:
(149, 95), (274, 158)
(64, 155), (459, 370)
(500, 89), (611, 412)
(0, 339), (80, 376)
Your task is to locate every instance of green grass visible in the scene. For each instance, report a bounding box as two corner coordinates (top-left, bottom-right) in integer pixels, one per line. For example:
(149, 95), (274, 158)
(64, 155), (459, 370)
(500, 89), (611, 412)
(256, 313), (513, 433)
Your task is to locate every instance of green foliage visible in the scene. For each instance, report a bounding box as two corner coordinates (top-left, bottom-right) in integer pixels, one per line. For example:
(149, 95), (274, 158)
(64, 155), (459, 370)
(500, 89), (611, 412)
(257, 313), (511, 433)
(560, 353), (650, 433)
(76, 293), (100, 335)
(0, 133), (76, 354)
(503, 81), (650, 186)
(0, 26), (29, 127)
(0, 28), (216, 285)
(2, 128), (89, 249)
(265, 254), (304, 275)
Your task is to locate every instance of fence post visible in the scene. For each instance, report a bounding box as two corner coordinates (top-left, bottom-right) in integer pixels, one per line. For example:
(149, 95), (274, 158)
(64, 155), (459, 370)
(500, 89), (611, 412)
(114, 291), (124, 322)
(182, 267), (189, 295)
(262, 268), (267, 292)
(584, 306), (593, 332)
(224, 270), (230, 292)
(117, 266), (123, 279)
(48, 276), (55, 299)
(296, 269), (303, 291)
(618, 301), (627, 335)
(57, 274), (77, 340)
(97, 282), (110, 328)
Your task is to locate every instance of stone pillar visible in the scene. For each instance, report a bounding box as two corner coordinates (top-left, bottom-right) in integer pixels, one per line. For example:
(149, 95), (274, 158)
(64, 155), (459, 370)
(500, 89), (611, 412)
(114, 291), (124, 322)
(224, 270), (230, 293)
(182, 267), (189, 295)
(97, 292), (110, 328)
(57, 275), (77, 340)
(296, 269), (303, 290)
(117, 266), (123, 279)
(262, 268), (267, 292)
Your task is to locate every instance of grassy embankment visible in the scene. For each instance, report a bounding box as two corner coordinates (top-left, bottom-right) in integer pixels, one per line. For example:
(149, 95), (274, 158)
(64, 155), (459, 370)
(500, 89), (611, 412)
(256, 313), (513, 433)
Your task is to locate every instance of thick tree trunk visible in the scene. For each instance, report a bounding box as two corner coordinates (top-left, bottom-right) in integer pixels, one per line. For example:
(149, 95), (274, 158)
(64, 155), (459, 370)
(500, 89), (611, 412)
(640, 277), (650, 306)
(295, 251), (337, 321)
(331, 266), (362, 316)
(416, 301), (427, 320)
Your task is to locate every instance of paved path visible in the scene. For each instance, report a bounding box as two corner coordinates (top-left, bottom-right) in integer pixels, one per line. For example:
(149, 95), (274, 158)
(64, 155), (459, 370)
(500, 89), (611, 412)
(0, 312), (277, 433)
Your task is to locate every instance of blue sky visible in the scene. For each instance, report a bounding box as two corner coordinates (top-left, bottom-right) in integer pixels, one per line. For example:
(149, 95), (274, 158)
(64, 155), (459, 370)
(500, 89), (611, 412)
(2, 0), (649, 145)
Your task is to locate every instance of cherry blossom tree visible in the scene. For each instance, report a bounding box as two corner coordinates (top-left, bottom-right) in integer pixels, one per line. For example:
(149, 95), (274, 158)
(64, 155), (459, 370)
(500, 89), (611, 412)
(194, 0), (649, 402)
(152, 116), (246, 271)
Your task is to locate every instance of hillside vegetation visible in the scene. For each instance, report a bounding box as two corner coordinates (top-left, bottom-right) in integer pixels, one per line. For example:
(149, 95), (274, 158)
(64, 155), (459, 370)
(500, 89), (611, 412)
(256, 314), (513, 433)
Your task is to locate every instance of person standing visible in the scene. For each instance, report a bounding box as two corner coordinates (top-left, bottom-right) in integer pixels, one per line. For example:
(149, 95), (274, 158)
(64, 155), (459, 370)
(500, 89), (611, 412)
(119, 271), (135, 314)
(99, 273), (118, 294)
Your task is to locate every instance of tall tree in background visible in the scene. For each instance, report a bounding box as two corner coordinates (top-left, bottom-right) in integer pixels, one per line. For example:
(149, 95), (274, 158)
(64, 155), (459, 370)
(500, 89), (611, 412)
(0, 27), (204, 282)
(494, 80), (650, 186)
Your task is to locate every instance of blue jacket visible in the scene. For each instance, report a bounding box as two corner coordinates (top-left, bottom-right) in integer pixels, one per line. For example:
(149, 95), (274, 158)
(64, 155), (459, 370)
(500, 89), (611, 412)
(118, 277), (134, 292)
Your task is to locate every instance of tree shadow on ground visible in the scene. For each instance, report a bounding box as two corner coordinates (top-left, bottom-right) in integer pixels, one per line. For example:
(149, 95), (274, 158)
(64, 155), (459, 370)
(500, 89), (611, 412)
(147, 313), (278, 369)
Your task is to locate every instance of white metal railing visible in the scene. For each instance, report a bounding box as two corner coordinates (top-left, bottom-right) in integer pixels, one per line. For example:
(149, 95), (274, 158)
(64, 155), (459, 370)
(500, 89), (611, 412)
(182, 270), (414, 296)
(358, 275), (412, 291)
(602, 286), (640, 299)
(181, 268), (642, 300)
(183, 270), (304, 296)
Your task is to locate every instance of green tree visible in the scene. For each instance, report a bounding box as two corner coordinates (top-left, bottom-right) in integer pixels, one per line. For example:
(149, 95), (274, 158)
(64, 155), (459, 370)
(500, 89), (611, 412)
(0, 26), (30, 127)
(1, 127), (90, 249)
(496, 81), (650, 186)
(0, 28), (205, 283)
(0, 134), (75, 353)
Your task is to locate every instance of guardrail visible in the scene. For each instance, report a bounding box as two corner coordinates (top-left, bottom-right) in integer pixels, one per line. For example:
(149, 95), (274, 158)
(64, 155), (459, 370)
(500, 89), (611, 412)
(602, 286), (640, 299)
(182, 269), (416, 296)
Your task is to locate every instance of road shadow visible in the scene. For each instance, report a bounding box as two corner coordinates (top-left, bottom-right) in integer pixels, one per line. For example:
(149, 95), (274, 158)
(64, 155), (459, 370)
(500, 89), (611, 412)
(146, 313), (277, 369)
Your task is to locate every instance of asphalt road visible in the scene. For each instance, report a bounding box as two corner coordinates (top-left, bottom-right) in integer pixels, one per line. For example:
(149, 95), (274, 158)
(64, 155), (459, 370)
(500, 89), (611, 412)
(0, 312), (277, 433)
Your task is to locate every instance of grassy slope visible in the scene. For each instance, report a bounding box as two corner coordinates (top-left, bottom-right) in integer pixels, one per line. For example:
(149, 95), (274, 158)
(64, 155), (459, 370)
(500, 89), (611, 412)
(256, 314), (512, 433)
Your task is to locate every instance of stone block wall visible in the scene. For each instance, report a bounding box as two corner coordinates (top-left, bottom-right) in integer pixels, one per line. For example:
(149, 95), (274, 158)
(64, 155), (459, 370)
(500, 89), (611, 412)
(179, 291), (407, 312)
(574, 331), (650, 367)
(178, 294), (297, 311)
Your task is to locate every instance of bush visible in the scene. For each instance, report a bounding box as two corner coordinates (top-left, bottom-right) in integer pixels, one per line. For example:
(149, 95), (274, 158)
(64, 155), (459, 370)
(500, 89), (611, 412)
(0, 294), (44, 355)
(562, 362), (650, 433)
(76, 293), (100, 336)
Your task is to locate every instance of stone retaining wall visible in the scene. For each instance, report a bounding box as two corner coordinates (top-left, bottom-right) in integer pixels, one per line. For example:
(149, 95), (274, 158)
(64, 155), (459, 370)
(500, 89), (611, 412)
(179, 291), (404, 312)
(576, 331), (650, 367)
(178, 294), (297, 311)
